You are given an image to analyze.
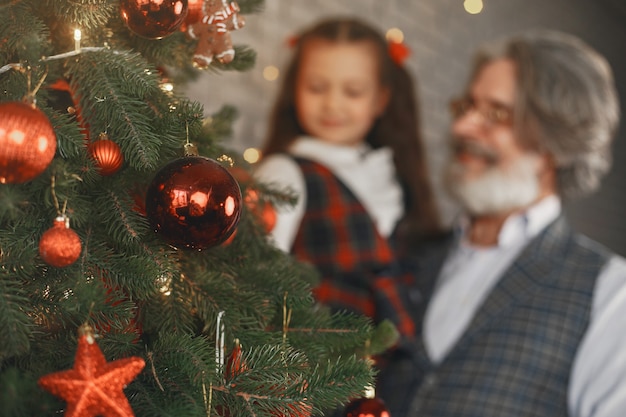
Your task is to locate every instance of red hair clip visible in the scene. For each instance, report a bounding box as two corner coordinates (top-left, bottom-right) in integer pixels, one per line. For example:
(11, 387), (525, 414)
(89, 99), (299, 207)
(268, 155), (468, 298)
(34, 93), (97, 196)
(286, 35), (299, 48)
(388, 40), (410, 66)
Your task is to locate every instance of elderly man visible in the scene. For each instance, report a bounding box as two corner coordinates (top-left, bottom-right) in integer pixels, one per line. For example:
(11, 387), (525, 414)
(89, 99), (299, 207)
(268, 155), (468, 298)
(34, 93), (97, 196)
(377, 30), (625, 417)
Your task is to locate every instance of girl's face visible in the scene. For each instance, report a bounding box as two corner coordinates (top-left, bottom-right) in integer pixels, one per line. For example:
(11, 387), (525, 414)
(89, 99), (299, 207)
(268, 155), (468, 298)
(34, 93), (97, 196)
(294, 39), (389, 146)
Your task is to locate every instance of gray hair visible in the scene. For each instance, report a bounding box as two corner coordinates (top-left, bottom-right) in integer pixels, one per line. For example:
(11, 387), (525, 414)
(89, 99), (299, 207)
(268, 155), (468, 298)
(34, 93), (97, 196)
(470, 30), (620, 198)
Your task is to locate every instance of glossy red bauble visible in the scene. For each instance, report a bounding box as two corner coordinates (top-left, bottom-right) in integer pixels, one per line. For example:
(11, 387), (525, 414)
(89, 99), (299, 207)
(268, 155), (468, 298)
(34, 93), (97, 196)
(145, 156), (242, 250)
(120, 0), (189, 39)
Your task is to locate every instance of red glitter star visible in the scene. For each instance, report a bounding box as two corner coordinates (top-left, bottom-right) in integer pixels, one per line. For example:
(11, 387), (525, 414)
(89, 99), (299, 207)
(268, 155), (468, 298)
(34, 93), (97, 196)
(38, 326), (145, 417)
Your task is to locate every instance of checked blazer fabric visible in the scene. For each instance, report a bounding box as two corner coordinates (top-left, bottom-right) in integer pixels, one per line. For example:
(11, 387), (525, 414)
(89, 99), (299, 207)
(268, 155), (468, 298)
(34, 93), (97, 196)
(376, 216), (610, 417)
(289, 157), (417, 338)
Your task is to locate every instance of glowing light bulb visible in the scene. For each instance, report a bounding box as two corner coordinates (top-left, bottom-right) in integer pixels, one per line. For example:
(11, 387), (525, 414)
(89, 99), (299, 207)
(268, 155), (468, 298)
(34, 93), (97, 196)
(243, 148), (261, 164)
(74, 29), (82, 51)
(263, 65), (279, 81)
(464, 0), (484, 14)
(385, 27), (404, 43)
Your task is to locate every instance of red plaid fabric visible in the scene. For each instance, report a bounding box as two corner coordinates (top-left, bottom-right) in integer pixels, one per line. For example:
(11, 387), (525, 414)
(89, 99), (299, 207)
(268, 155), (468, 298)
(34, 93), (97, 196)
(290, 158), (416, 338)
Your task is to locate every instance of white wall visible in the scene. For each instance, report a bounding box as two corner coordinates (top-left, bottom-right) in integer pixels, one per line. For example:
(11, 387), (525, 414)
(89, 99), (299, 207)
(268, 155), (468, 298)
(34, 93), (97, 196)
(183, 0), (626, 255)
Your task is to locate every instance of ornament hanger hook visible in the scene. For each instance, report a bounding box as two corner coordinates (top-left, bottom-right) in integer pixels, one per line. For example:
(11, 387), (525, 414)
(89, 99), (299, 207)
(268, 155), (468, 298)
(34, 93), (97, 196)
(183, 122), (199, 156)
(282, 292), (292, 345)
(50, 176), (68, 219)
(24, 68), (48, 105)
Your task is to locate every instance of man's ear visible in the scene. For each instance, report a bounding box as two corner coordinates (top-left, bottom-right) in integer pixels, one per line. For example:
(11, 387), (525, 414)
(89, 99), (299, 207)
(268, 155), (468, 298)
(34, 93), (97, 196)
(537, 151), (558, 196)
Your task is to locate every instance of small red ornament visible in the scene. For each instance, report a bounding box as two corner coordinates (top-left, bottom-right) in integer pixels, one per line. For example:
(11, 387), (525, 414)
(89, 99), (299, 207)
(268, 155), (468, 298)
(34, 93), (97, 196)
(343, 396), (390, 417)
(89, 133), (124, 175)
(245, 189), (277, 233)
(226, 339), (246, 378)
(0, 100), (57, 184)
(145, 155), (242, 250)
(38, 325), (145, 417)
(229, 167), (277, 233)
(120, 0), (189, 39)
(39, 216), (82, 268)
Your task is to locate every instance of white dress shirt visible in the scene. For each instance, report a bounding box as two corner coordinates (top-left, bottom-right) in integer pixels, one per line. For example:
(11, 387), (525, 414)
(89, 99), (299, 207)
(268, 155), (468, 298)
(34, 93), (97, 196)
(253, 136), (405, 252)
(424, 195), (626, 417)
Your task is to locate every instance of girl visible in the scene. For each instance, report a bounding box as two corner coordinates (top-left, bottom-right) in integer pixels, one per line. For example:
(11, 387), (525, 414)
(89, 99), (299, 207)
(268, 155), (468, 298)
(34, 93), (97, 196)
(254, 18), (442, 336)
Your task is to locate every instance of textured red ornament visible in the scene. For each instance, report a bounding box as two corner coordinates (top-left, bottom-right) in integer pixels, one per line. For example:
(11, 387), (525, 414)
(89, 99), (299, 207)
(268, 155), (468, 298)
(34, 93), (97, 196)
(39, 216), (82, 268)
(145, 156), (242, 249)
(89, 134), (124, 175)
(343, 397), (390, 417)
(0, 101), (57, 184)
(38, 326), (145, 417)
(120, 0), (189, 39)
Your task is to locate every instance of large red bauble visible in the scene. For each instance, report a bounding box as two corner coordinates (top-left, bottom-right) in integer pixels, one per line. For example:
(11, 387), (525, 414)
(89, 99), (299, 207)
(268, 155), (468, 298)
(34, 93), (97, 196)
(39, 217), (82, 268)
(120, 0), (189, 39)
(145, 156), (242, 250)
(343, 397), (390, 417)
(0, 101), (57, 184)
(89, 134), (124, 175)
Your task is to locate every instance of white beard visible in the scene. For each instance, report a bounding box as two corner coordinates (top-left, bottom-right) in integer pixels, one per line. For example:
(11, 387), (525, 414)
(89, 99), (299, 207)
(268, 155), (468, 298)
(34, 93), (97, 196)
(444, 155), (541, 216)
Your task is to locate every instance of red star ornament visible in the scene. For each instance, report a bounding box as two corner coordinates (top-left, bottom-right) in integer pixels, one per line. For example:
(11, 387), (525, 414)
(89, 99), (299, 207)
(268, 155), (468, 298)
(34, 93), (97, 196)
(38, 329), (145, 417)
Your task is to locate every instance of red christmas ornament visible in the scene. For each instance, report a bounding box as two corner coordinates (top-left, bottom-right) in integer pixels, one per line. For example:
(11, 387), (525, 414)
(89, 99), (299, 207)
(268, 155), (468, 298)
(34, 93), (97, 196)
(48, 79), (90, 140)
(0, 100), (57, 184)
(89, 134), (124, 176)
(226, 339), (246, 379)
(229, 167), (277, 233)
(245, 189), (277, 233)
(120, 0), (189, 39)
(343, 397), (390, 417)
(38, 325), (145, 417)
(39, 216), (82, 268)
(145, 155), (242, 250)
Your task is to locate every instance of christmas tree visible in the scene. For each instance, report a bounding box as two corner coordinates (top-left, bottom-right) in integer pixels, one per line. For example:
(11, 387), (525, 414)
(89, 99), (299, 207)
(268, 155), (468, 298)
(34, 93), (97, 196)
(0, 1), (387, 416)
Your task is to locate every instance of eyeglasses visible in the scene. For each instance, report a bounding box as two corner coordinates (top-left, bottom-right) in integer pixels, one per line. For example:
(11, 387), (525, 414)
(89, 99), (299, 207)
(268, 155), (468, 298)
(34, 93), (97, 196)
(449, 96), (514, 128)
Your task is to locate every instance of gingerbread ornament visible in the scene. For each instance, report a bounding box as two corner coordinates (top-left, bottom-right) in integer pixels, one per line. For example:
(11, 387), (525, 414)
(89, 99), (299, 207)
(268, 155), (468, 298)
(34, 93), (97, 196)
(187, 0), (245, 68)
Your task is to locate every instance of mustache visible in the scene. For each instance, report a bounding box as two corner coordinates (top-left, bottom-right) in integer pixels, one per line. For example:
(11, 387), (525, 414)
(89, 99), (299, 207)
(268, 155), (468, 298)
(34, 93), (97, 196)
(451, 139), (500, 165)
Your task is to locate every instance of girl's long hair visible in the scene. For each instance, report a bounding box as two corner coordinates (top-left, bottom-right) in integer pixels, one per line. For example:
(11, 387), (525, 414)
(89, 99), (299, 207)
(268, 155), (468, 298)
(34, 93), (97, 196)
(262, 17), (443, 243)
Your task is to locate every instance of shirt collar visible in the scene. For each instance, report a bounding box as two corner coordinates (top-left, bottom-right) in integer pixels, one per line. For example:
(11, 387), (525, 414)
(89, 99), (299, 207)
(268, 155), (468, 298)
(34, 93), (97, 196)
(289, 136), (386, 164)
(455, 195), (562, 248)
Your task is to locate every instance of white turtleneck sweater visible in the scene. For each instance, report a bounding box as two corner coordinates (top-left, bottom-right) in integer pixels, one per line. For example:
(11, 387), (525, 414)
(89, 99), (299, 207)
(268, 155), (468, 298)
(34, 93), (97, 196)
(252, 136), (404, 252)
